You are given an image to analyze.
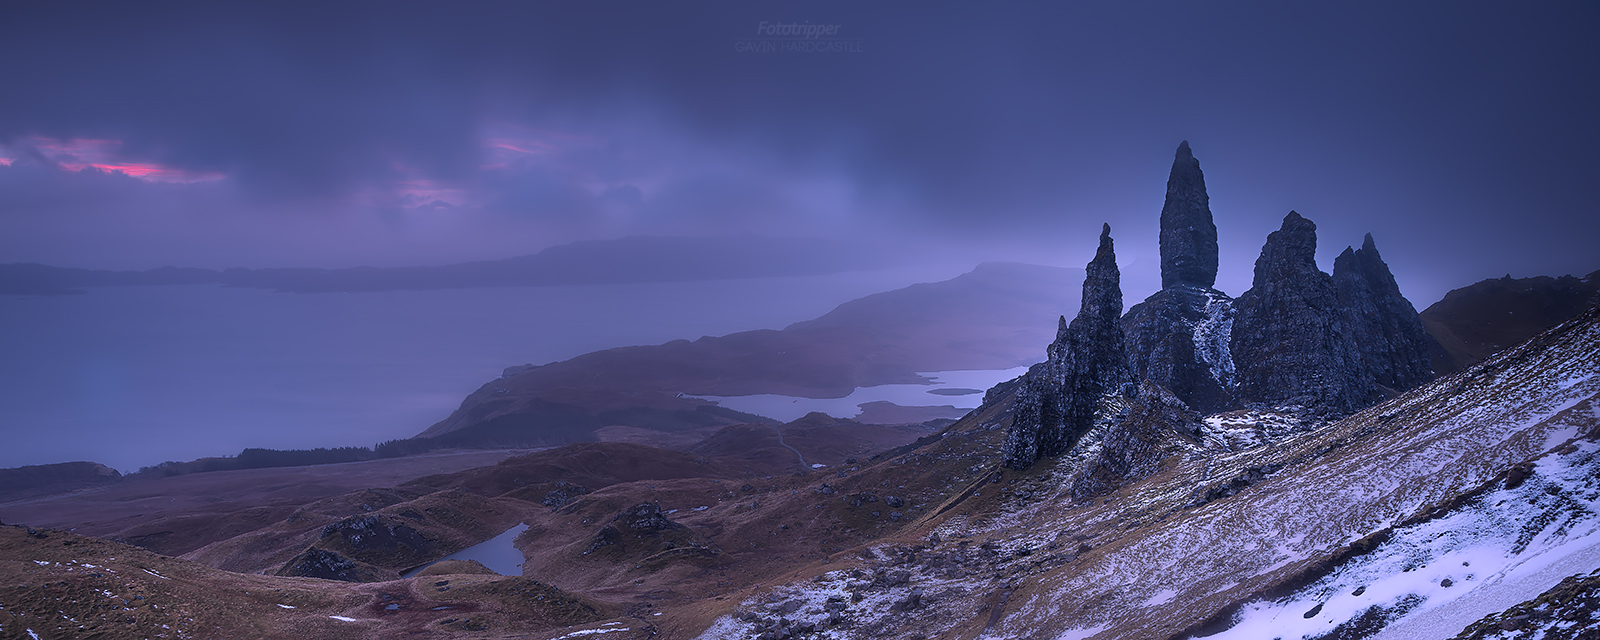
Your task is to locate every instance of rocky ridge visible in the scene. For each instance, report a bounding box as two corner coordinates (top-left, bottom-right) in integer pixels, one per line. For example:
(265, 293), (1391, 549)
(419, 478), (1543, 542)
(1014, 143), (1440, 476)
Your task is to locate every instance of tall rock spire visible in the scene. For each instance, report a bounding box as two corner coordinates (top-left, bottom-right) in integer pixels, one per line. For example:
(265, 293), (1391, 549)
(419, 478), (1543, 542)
(1159, 141), (1220, 289)
(1004, 224), (1128, 469)
(1122, 142), (1235, 414)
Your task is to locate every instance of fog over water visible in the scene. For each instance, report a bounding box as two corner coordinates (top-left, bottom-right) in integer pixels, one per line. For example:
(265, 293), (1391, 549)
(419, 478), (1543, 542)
(0, 264), (974, 472)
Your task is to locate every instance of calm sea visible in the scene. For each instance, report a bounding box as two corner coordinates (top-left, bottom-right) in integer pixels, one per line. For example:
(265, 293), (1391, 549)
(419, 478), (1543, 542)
(0, 265), (970, 472)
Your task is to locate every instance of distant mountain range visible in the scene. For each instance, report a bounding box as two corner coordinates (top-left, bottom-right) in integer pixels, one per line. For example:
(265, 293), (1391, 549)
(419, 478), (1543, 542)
(0, 235), (904, 294)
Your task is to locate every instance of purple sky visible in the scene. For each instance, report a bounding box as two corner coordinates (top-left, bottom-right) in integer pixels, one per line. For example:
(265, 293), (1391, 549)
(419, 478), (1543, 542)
(2, 1), (1596, 304)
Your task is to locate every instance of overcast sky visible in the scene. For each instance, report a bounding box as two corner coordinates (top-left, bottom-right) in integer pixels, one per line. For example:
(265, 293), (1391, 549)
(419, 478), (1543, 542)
(2, 1), (1596, 304)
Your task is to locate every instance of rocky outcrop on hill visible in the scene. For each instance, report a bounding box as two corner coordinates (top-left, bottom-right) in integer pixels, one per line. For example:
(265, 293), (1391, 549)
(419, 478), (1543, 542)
(1068, 381), (1202, 501)
(1160, 141), (1220, 289)
(1122, 142), (1236, 414)
(1231, 212), (1374, 415)
(276, 547), (386, 582)
(1004, 225), (1127, 469)
(1333, 234), (1437, 391)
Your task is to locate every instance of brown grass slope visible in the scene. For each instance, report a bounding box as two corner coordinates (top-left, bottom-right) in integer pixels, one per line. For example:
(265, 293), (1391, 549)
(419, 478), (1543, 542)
(0, 524), (619, 640)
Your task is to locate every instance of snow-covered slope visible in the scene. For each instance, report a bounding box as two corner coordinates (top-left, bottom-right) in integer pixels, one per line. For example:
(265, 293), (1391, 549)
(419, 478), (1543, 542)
(697, 303), (1600, 640)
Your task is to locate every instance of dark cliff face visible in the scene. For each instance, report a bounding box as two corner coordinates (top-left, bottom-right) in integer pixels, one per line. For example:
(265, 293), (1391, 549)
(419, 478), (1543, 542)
(1159, 141), (1220, 289)
(1068, 380), (1202, 501)
(1121, 286), (1236, 415)
(1333, 234), (1436, 392)
(1004, 225), (1128, 469)
(1231, 212), (1374, 415)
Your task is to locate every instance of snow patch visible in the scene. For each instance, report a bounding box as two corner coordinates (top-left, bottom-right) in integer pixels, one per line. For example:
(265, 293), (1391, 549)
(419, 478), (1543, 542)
(1192, 289), (1235, 390)
(554, 627), (631, 638)
(1208, 441), (1600, 640)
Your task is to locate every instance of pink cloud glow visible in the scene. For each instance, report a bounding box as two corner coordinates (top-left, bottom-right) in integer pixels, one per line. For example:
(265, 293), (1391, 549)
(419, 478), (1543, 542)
(4, 137), (225, 183)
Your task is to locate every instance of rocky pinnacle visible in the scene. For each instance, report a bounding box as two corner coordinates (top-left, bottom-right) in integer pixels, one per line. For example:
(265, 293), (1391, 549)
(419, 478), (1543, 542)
(1004, 224), (1127, 469)
(1159, 141), (1220, 289)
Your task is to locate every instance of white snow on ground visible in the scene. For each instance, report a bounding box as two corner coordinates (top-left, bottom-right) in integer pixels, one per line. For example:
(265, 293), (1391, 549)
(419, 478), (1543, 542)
(1055, 624), (1109, 640)
(1204, 410), (1318, 451)
(1210, 440), (1600, 640)
(328, 615), (358, 622)
(552, 625), (631, 638)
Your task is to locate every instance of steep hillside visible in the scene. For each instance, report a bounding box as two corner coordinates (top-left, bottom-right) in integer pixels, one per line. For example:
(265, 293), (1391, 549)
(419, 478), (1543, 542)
(1421, 270), (1600, 375)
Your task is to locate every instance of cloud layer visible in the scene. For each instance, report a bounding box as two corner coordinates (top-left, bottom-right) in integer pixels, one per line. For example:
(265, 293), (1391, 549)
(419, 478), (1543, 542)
(1, 1), (1596, 303)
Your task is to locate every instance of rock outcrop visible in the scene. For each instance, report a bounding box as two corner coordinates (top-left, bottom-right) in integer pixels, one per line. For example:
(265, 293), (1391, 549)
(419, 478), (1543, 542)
(1122, 141), (1236, 414)
(1332, 234), (1436, 391)
(1068, 381), (1203, 501)
(1159, 141), (1220, 289)
(1004, 224), (1128, 469)
(1231, 212), (1374, 415)
(276, 548), (387, 582)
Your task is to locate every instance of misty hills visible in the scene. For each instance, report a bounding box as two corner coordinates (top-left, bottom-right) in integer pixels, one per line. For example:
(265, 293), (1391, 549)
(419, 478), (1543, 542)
(0, 235), (900, 295)
(415, 261), (1079, 444)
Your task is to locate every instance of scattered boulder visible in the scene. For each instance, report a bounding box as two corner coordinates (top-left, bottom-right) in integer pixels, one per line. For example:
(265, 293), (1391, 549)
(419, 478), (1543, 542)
(276, 548), (387, 582)
(318, 514), (436, 567)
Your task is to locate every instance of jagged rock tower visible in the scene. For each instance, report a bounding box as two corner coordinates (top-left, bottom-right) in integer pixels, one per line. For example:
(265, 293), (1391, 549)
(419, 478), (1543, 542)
(1121, 142), (1236, 414)
(1000, 142), (1442, 471)
(1003, 224), (1128, 470)
(1231, 212), (1375, 415)
(1332, 234), (1436, 392)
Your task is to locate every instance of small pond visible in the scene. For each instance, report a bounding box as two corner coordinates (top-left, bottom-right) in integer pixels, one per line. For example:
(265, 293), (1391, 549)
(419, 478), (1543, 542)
(402, 523), (529, 577)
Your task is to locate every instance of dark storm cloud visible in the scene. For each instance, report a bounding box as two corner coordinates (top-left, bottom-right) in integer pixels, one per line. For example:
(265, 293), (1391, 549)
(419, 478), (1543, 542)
(1, 1), (1597, 301)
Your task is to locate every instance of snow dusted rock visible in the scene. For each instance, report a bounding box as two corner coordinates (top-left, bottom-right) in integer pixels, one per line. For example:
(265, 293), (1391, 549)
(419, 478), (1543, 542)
(1003, 224), (1128, 469)
(1232, 211), (1375, 415)
(1121, 285), (1237, 414)
(1160, 140), (1220, 289)
(275, 548), (385, 583)
(1068, 380), (1204, 501)
(1333, 233), (1438, 393)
